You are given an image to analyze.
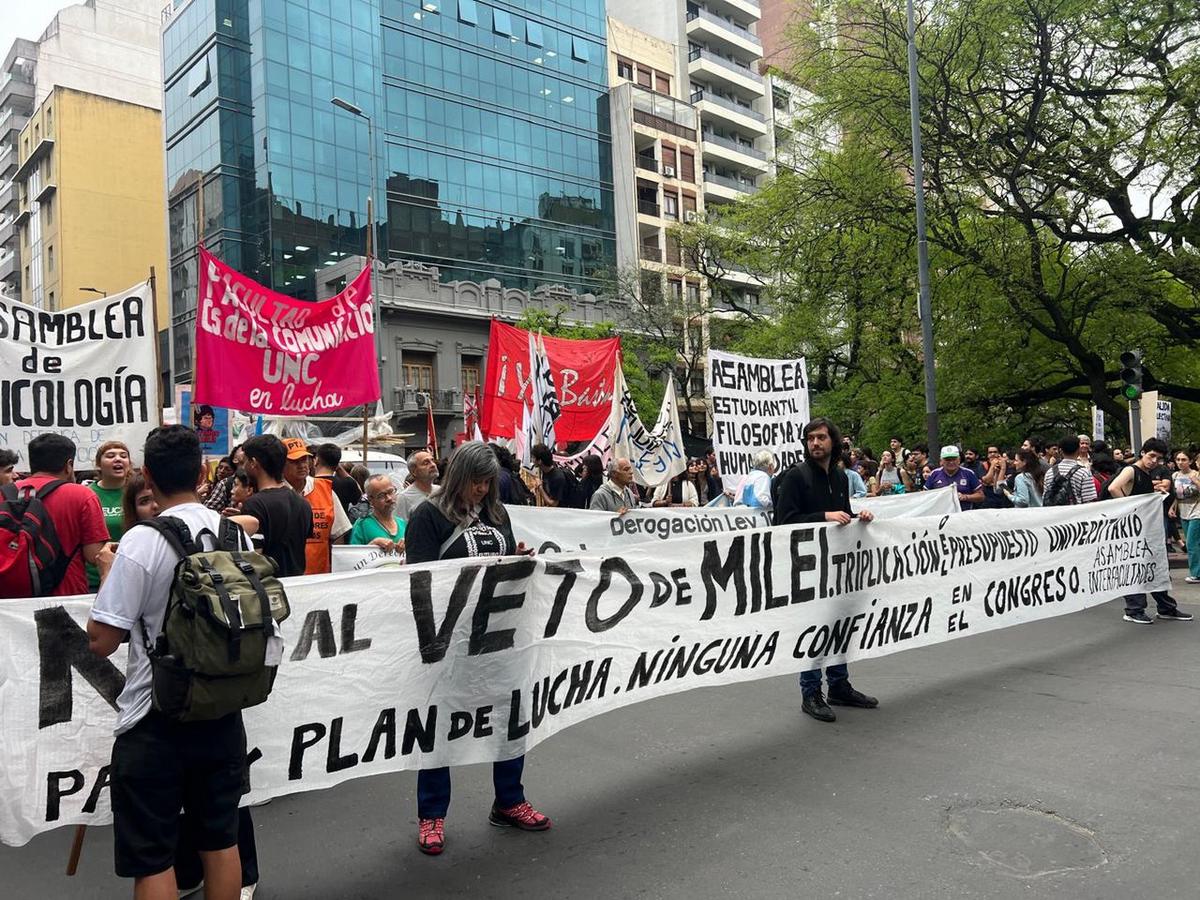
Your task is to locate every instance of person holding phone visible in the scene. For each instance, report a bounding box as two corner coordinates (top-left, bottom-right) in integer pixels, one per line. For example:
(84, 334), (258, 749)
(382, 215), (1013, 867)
(403, 442), (548, 856)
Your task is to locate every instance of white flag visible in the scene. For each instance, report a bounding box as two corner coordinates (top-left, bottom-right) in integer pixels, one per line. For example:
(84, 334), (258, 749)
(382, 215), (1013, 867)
(609, 368), (687, 487)
(528, 331), (561, 450)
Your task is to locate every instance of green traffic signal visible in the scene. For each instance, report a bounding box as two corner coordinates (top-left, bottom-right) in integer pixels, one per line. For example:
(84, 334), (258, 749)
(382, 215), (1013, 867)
(1122, 383), (1141, 401)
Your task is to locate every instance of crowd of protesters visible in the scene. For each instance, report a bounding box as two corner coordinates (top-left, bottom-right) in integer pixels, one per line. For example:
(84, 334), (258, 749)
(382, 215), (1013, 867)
(1, 421), (1197, 897)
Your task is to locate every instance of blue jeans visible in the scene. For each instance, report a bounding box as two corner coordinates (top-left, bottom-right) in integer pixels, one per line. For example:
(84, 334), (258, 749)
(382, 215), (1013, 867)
(1185, 518), (1200, 578)
(799, 664), (849, 697)
(417, 756), (525, 819)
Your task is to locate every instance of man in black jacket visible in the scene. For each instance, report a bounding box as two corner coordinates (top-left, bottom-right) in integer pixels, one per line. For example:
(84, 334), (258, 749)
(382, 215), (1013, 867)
(774, 417), (879, 723)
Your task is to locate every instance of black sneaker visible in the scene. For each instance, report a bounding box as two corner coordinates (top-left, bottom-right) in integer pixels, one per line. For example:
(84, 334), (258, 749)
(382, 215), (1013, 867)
(801, 692), (836, 722)
(828, 685), (880, 709)
(1156, 609), (1194, 622)
(1123, 611), (1154, 624)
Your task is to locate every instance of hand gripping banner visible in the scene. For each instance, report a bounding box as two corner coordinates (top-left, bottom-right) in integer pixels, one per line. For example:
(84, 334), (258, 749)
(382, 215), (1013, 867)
(0, 496), (1167, 846)
(193, 248), (380, 415)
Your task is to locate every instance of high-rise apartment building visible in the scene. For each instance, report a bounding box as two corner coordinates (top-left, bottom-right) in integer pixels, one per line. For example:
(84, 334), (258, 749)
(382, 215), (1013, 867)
(1, 1), (166, 318)
(162, 0), (616, 382)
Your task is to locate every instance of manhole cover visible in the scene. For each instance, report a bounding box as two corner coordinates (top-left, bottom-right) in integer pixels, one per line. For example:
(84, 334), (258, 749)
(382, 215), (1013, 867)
(946, 804), (1107, 878)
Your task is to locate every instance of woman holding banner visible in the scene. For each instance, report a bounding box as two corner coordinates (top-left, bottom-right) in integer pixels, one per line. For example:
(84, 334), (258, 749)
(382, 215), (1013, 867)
(404, 442), (550, 855)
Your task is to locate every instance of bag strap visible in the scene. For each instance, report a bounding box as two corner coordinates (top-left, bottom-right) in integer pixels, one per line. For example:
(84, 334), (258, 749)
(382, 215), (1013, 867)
(0, 483), (19, 506)
(216, 516), (245, 552)
(230, 549), (274, 629)
(134, 516), (196, 559)
(199, 556), (243, 663)
(35, 479), (69, 502)
(438, 517), (476, 559)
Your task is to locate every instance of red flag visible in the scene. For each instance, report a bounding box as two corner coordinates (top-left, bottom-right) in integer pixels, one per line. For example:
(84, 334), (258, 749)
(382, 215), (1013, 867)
(426, 402), (439, 460)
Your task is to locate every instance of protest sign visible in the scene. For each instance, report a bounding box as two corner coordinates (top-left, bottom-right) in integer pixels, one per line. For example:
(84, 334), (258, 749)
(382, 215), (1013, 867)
(177, 387), (231, 459)
(194, 248), (380, 415)
(481, 321), (620, 442)
(1, 495), (1166, 846)
(707, 349), (809, 479)
(0, 284), (158, 466)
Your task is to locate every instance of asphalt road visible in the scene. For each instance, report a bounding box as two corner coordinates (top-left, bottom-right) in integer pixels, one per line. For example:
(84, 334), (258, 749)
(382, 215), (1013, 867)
(4, 581), (1198, 900)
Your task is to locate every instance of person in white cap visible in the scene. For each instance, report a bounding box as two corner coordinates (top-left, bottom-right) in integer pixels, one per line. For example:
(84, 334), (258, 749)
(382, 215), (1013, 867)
(925, 445), (985, 510)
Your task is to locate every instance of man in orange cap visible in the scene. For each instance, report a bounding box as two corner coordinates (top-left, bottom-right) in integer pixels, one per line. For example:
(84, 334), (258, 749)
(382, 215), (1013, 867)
(281, 438), (351, 574)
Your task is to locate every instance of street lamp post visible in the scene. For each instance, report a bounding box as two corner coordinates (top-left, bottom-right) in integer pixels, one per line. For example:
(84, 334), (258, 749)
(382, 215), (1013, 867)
(331, 96), (383, 463)
(80, 286), (107, 298)
(906, 0), (940, 454)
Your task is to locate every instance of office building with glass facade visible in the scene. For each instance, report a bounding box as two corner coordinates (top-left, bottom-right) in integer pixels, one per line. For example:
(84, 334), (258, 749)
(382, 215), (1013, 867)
(162, 0), (615, 384)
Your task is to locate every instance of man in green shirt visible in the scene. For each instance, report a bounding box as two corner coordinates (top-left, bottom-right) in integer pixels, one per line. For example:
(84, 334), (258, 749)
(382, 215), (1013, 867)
(349, 474), (407, 554)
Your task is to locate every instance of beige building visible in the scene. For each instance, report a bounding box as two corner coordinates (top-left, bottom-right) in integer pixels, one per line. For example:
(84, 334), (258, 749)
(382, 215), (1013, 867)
(13, 86), (167, 321)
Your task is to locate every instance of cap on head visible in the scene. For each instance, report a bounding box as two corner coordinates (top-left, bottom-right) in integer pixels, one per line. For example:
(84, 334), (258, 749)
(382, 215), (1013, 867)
(940, 445), (960, 459)
(283, 437), (312, 461)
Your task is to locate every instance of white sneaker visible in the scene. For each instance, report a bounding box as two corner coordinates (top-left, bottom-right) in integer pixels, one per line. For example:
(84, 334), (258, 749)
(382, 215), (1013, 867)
(240, 884), (258, 900)
(1185, 576), (1200, 584)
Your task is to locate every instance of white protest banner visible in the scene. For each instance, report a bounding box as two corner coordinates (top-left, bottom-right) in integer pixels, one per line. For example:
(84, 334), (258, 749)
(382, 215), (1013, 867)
(331, 546), (405, 573)
(0, 284), (159, 466)
(707, 349), (809, 479)
(854, 486), (960, 518)
(0, 496), (1166, 846)
(1155, 400), (1171, 442)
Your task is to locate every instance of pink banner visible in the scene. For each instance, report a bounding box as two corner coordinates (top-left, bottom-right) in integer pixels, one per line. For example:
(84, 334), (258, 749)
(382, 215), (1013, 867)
(194, 249), (381, 415)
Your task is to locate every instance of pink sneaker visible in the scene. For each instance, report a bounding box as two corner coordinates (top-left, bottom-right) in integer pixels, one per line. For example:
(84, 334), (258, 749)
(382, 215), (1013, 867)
(417, 817), (445, 855)
(489, 801), (552, 831)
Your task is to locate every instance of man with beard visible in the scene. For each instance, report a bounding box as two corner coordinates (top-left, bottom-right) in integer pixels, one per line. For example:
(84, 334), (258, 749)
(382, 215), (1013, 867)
(773, 417), (878, 723)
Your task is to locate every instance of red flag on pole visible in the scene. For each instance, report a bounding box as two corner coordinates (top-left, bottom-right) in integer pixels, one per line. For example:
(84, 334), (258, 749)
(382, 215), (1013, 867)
(426, 400), (439, 460)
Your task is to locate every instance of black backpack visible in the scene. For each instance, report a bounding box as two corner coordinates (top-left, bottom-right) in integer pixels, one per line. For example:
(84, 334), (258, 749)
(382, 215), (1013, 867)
(1043, 463), (1083, 506)
(0, 481), (72, 598)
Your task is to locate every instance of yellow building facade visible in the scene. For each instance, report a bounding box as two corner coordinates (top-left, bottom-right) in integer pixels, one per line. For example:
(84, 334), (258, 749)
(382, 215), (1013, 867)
(13, 86), (167, 324)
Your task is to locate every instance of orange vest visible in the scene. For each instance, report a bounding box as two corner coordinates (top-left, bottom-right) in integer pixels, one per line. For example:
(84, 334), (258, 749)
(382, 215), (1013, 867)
(304, 477), (336, 574)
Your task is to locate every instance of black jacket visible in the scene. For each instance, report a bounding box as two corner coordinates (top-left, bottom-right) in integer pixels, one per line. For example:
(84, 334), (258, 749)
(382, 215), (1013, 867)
(773, 460), (852, 525)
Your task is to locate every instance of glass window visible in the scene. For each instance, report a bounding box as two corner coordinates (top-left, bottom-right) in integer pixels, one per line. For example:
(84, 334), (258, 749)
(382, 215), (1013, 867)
(572, 36), (590, 63)
(458, 0), (477, 25)
(617, 59), (632, 80)
(526, 20), (543, 46)
(493, 8), (513, 36)
(187, 57), (211, 96)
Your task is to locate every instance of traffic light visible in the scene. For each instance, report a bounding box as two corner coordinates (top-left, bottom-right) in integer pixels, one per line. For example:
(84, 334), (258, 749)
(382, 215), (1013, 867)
(1119, 350), (1143, 401)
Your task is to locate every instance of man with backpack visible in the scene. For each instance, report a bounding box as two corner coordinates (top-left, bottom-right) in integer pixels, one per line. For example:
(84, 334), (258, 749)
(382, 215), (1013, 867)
(2, 433), (109, 597)
(1104, 437), (1193, 625)
(87, 425), (264, 899)
(1042, 434), (1097, 506)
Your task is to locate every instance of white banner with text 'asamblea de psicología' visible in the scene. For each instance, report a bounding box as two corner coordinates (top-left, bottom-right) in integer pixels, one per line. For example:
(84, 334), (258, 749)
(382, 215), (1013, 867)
(0, 284), (159, 466)
(0, 496), (1166, 846)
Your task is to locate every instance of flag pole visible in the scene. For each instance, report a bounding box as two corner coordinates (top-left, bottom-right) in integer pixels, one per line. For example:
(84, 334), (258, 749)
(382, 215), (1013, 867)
(149, 266), (164, 426)
(362, 193), (374, 464)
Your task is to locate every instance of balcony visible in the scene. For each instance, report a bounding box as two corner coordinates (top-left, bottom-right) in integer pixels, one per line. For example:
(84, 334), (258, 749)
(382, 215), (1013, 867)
(0, 74), (35, 111)
(34, 181), (56, 203)
(630, 85), (699, 141)
(636, 155), (658, 174)
(701, 130), (769, 172)
(638, 199), (661, 217)
(0, 251), (14, 283)
(0, 179), (14, 212)
(688, 47), (765, 97)
(0, 216), (13, 246)
(686, 6), (763, 58)
(13, 137), (54, 183)
(395, 387), (459, 414)
(0, 144), (15, 178)
(703, 0), (761, 20)
(691, 89), (769, 135)
(0, 108), (27, 140)
(704, 170), (757, 202)
(640, 244), (663, 263)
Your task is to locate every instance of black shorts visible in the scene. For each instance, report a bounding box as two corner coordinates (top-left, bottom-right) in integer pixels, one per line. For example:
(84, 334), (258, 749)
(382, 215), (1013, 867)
(110, 710), (246, 878)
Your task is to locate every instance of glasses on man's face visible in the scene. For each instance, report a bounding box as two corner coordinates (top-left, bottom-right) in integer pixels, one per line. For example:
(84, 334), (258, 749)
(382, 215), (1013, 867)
(371, 488), (397, 500)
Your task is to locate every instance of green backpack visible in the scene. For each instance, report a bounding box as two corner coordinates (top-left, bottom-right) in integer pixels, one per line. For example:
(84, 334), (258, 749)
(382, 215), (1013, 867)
(137, 516), (290, 722)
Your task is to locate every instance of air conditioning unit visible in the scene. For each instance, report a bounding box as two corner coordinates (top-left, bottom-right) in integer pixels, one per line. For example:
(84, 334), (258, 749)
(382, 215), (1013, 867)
(663, 165), (676, 177)
(685, 210), (699, 223)
(415, 391), (430, 409)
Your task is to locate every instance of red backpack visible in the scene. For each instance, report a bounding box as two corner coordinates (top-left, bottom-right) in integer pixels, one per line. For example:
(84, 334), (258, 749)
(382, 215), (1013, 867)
(0, 480), (72, 598)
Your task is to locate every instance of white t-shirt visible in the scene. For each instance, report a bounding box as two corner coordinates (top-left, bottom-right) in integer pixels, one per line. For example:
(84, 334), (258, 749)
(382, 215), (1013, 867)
(1174, 471), (1200, 520)
(91, 503), (249, 735)
(394, 482), (440, 523)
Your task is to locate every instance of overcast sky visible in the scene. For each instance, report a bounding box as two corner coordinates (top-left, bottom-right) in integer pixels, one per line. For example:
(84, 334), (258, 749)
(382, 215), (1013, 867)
(1, 0), (76, 57)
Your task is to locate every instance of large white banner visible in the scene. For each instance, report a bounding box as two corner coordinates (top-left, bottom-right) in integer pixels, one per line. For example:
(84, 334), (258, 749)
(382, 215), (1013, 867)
(0, 284), (159, 466)
(331, 489), (961, 571)
(0, 497), (1166, 846)
(707, 349), (809, 479)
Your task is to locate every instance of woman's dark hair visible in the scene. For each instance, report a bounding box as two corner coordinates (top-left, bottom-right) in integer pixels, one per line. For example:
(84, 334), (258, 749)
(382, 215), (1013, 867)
(144, 425), (202, 495)
(121, 472), (150, 532)
(233, 469), (254, 489)
(241, 435), (286, 481)
(861, 459), (879, 478)
(490, 443), (519, 473)
(433, 441), (507, 527)
(1091, 453), (1119, 480)
(350, 464), (370, 491)
(802, 416), (843, 450)
(1016, 448), (1046, 492)
(582, 454), (603, 481)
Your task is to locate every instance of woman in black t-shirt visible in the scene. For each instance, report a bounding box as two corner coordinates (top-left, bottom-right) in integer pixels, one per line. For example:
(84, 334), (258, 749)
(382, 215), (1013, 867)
(405, 442), (550, 855)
